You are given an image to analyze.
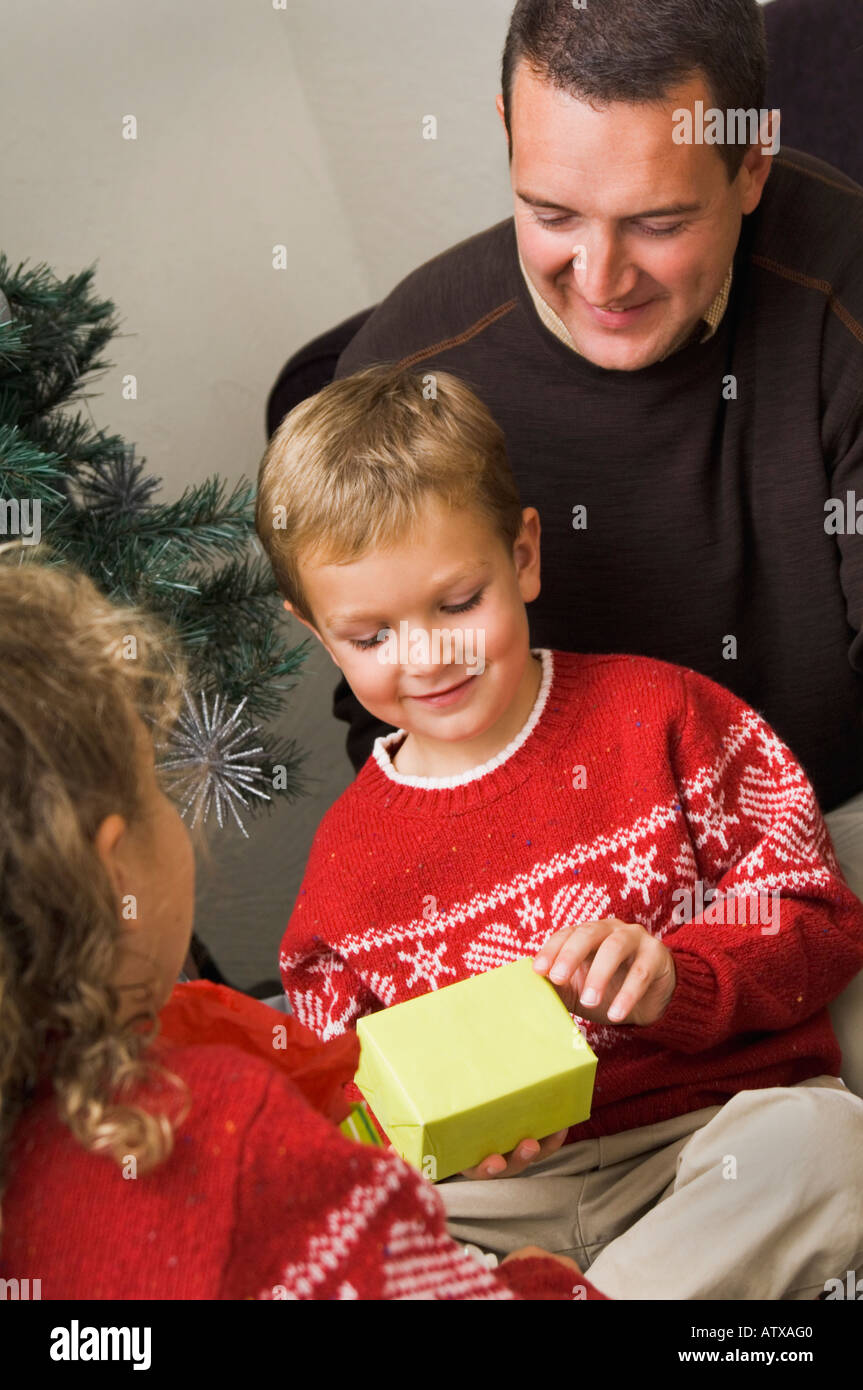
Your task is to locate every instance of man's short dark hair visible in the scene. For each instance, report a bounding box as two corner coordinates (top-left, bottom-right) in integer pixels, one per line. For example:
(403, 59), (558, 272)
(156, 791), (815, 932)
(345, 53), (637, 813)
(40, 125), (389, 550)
(501, 0), (769, 180)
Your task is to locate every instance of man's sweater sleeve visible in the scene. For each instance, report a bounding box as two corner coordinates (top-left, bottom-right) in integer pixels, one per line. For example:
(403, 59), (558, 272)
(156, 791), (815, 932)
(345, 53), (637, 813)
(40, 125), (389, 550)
(220, 1069), (609, 1301)
(637, 665), (863, 1054)
(820, 218), (863, 676)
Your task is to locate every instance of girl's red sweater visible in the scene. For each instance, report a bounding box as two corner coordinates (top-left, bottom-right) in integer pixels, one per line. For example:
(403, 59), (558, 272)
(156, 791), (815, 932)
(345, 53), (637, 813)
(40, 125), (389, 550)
(0, 1042), (605, 1300)
(280, 649), (863, 1137)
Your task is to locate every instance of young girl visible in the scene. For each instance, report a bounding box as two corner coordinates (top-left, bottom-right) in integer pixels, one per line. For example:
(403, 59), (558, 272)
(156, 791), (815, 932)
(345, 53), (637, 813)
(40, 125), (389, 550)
(0, 555), (604, 1300)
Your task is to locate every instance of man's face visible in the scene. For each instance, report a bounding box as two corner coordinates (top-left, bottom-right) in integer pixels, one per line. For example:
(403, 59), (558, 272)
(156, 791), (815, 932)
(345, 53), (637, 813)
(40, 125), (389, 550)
(500, 66), (770, 371)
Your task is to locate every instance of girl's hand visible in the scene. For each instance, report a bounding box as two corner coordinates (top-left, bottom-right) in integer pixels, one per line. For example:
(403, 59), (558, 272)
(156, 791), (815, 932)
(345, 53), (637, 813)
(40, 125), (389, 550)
(502, 1245), (584, 1278)
(460, 1127), (569, 1179)
(533, 917), (677, 1027)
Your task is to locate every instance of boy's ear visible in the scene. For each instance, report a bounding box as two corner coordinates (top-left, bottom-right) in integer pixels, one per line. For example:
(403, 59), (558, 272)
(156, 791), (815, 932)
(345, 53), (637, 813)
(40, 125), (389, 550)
(282, 600), (341, 668)
(283, 599), (317, 636)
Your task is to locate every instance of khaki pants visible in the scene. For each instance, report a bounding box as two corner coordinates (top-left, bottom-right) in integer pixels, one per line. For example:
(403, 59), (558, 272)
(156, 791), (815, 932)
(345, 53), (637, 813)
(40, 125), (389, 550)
(440, 793), (863, 1300)
(439, 1073), (863, 1299)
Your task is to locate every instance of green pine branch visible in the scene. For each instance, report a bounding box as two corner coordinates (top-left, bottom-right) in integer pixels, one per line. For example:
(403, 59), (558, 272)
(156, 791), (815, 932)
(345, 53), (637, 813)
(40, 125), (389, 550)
(0, 252), (312, 824)
(0, 426), (68, 502)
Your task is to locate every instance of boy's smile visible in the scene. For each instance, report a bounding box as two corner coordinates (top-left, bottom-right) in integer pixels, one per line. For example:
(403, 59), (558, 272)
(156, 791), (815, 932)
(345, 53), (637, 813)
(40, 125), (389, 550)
(408, 669), (480, 708)
(287, 496), (544, 779)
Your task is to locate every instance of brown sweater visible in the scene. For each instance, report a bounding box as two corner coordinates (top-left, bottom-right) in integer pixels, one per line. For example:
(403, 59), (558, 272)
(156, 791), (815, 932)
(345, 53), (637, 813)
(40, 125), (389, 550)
(333, 148), (863, 815)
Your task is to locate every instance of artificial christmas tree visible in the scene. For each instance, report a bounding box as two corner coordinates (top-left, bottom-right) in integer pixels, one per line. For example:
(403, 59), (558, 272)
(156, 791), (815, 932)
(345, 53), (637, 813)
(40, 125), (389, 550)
(0, 253), (310, 983)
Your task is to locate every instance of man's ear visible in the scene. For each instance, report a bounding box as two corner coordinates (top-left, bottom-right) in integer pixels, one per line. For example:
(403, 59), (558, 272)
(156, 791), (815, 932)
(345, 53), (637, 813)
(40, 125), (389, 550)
(495, 93), (512, 163)
(738, 136), (774, 216)
(514, 506), (541, 605)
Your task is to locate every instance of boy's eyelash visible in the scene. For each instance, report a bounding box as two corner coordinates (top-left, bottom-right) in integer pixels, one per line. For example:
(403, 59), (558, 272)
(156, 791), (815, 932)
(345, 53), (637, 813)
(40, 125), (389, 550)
(446, 590), (483, 615)
(348, 589), (484, 650)
(532, 213), (683, 237)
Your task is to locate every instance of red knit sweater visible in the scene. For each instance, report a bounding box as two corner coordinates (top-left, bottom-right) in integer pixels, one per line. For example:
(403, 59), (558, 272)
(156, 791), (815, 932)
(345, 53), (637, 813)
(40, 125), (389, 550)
(281, 649), (863, 1141)
(0, 1042), (604, 1300)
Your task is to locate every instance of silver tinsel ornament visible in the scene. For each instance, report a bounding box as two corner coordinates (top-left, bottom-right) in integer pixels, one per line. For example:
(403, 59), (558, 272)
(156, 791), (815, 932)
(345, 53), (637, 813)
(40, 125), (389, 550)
(158, 690), (272, 837)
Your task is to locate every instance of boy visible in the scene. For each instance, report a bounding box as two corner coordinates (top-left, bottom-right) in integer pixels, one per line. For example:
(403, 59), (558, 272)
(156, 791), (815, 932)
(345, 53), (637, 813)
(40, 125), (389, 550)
(256, 362), (863, 1300)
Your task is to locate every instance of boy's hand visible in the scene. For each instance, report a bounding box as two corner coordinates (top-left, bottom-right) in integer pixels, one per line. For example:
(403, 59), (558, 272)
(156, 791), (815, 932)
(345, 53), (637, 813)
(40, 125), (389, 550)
(533, 917), (677, 1027)
(460, 1128), (569, 1179)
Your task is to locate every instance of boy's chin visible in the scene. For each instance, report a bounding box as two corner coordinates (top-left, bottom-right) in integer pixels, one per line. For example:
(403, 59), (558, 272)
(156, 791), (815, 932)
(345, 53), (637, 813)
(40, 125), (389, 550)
(400, 704), (499, 745)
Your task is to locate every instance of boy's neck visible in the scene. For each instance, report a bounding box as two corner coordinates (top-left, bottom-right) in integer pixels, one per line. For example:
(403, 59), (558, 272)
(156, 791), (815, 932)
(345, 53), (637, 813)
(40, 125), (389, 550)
(391, 650), (544, 780)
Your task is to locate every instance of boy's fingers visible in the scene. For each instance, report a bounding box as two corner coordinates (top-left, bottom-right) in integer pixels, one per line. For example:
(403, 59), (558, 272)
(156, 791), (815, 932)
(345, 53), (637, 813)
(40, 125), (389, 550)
(577, 925), (642, 1008)
(502, 1133), (565, 1176)
(462, 1129), (569, 1179)
(504, 1139), (541, 1174)
(534, 919), (614, 981)
(609, 940), (674, 1022)
(575, 928), (642, 1006)
(533, 923), (596, 973)
(462, 1152), (508, 1179)
(538, 1129), (569, 1157)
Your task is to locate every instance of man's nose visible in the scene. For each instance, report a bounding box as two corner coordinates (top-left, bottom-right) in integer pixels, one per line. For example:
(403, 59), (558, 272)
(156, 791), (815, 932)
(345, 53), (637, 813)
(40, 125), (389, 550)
(575, 234), (638, 306)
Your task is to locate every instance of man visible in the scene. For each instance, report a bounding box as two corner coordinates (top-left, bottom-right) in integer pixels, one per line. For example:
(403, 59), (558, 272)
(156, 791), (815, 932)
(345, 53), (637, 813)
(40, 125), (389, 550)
(332, 0), (863, 831)
(318, 0), (863, 1298)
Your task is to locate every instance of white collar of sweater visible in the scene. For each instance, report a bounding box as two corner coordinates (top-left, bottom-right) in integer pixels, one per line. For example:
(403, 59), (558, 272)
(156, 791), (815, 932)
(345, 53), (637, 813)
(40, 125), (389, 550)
(371, 647), (553, 790)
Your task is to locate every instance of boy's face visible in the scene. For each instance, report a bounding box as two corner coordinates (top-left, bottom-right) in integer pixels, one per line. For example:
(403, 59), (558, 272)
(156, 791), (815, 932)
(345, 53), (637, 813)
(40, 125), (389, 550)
(288, 497), (541, 746)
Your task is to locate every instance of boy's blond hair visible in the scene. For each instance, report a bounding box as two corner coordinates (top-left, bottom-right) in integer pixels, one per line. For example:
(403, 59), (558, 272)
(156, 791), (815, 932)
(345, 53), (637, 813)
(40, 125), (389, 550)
(255, 363), (524, 626)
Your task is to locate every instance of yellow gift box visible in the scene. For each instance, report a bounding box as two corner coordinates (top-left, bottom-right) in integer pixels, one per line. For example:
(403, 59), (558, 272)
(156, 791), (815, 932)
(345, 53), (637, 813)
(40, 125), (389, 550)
(354, 957), (597, 1181)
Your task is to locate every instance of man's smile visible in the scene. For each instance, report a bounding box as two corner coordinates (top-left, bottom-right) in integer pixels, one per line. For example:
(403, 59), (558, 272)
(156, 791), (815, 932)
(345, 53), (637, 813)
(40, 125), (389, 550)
(583, 296), (658, 328)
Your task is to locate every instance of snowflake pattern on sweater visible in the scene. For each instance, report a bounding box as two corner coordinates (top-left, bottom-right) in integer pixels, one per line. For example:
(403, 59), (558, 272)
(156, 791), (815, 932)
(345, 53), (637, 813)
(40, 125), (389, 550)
(281, 650), (863, 1139)
(2, 1042), (601, 1300)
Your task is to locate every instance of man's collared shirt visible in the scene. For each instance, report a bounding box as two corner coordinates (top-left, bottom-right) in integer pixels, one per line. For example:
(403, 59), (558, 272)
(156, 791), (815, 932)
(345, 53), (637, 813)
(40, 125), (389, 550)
(517, 245), (733, 360)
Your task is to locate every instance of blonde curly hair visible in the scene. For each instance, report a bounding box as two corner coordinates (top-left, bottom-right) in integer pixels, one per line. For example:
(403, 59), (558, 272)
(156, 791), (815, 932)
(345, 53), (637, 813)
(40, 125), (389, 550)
(0, 546), (192, 1241)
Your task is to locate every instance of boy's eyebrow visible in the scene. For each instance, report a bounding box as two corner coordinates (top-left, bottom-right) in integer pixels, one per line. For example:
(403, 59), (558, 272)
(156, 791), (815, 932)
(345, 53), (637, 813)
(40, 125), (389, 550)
(327, 565), (490, 626)
(517, 190), (702, 218)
